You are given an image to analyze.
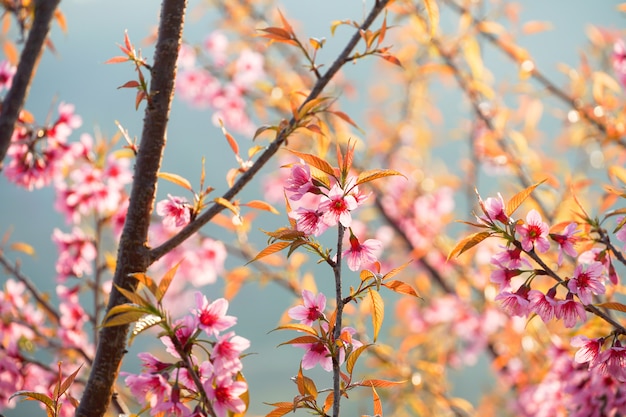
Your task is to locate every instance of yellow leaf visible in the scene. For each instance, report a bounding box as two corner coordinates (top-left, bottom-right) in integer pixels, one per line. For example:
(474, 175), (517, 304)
(595, 302), (626, 313)
(609, 165), (626, 185)
(356, 169), (405, 186)
(272, 323), (319, 336)
(447, 231), (492, 260)
(288, 149), (335, 177)
(10, 242), (35, 256)
(242, 200), (280, 214)
(214, 197), (239, 215)
(129, 272), (157, 295)
(114, 285), (151, 307)
(423, 0), (439, 37)
(248, 241), (291, 263)
(158, 172), (193, 192)
(368, 288), (384, 342)
(324, 392), (334, 413)
(155, 260), (182, 303)
(278, 335), (320, 346)
(462, 37), (483, 80)
(504, 179), (546, 217)
(346, 344), (371, 375)
(476, 20), (506, 35)
(102, 310), (146, 328)
(382, 280), (419, 297)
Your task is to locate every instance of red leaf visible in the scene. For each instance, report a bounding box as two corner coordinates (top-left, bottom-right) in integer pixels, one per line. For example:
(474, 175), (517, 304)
(105, 56), (129, 64)
(117, 80), (140, 89)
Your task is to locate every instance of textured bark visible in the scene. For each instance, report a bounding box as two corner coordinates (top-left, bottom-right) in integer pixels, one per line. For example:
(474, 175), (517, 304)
(74, 1), (187, 416)
(0, 0), (61, 170)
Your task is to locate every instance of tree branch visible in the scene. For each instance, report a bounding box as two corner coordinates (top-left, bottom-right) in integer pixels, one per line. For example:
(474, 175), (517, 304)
(75, 1), (186, 416)
(0, 0), (61, 170)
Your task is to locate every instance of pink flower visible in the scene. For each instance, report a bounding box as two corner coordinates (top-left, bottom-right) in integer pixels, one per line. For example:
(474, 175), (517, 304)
(203, 30), (229, 67)
(528, 288), (559, 323)
(490, 246), (531, 270)
(571, 335), (603, 367)
(494, 286), (531, 317)
(204, 377), (247, 417)
(0, 60), (16, 91)
(597, 342), (626, 381)
(289, 207), (329, 236)
(193, 292), (237, 336)
(612, 39), (626, 88)
(288, 289), (326, 326)
(556, 294), (587, 328)
(160, 315), (197, 358)
(156, 194), (191, 228)
(550, 222), (579, 265)
(342, 233), (382, 271)
(212, 331), (250, 377)
(480, 193), (509, 224)
(297, 339), (333, 371)
(284, 163), (317, 201)
(233, 48), (265, 88)
(516, 209), (550, 253)
(151, 385), (192, 417)
(489, 265), (522, 291)
(567, 261), (605, 305)
(52, 227), (96, 282)
(318, 183), (358, 228)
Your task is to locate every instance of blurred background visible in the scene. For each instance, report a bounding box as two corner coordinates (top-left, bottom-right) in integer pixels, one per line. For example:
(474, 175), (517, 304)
(0, 0), (623, 415)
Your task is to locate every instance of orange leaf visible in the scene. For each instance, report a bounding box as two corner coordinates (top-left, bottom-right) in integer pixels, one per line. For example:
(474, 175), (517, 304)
(360, 379), (405, 388)
(10, 242), (35, 256)
(276, 9), (294, 35)
(329, 110), (360, 129)
(248, 241), (291, 263)
(368, 288), (384, 342)
(54, 10), (67, 34)
(595, 302), (626, 313)
(323, 392), (334, 413)
(521, 20), (553, 35)
(382, 260), (412, 280)
(272, 323), (319, 336)
(423, 0), (439, 37)
(288, 150), (335, 177)
(356, 169), (404, 186)
(242, 200), (279, 214)
(346, 344), (372, 375)
(155, 260), (182, 302)
(380, 53), (403, 68)
(504, 179), (546, 217)
(158, 172), (193, 191)
(117, 80), (140, 89)
(220, 122), (239, 156)
(372, 385), (383, 416)
(105, 56), (129, 64)
(382, 280), (419, 297)
(447, 231), (492, 260)
(3, 41), (18, 65)
(278, 335), (320, 346)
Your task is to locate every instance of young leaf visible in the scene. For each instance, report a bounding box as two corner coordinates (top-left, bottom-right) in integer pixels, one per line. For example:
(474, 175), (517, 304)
(156, 260), (182, 303)
(130, 272), (158, 295)
(9, 241), (35, 256)
(356, 169), (404, 186)
(248, 241), (291, 263)
(214, 197), (239, 215)
(57, 364), (83, 399)
(346, 344), (372, 375)
(9, 391), (55, 414)
(158, 172), (193, 192)
(329, 110), (361, 130)
(272, 323), (319, 336)
(447, 231), (492, 260)
(114, 285), (151, 307)
(423, 0), (440, 37)
(323, 392), (334, 413)
(277, 335), (321, 346)
(595, 302), (626, 313)
(130, 314), (163, 345)
(382, 280), (419, 297)
(504, 179), (546, 217)
(368, 288), (385, 342)
(360, 378), (405, 388)
(371, 385), (383, 416)
(288, 149), (335, 177)
(102, 311), (147, 327)
(242, 200), (280, 214)
(117, 80), (140, 89)
(382, 260), (412, 280)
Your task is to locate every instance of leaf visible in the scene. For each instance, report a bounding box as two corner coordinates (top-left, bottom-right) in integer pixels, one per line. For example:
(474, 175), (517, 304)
(214, 197), (240, 215)
(10, 242), (35, 256)
(242, 200), (280, 214)
(595, 302), (626, 313)
(117, 80), (140, 89)
(114, 285), (151, 307)
(356, 169), (404, 186)
(476, 20), (506, 35)
(522, 21), (553, 35)
(382, 280), (419, 297)
(296, 366), (318, 400)
(264, 405), (295, 417)
(368, 288), (384, 342)
(371, 385), (383, 416)
(101, 310), (147, 327)
(158, 172), (193, 192)
(248, 241), (291, 263)
(288, 149), (335, 177)
(56, 364), (83, 399)
(360, 379), (405, 388)
(423, 0), (439, 37)
(323, 392), (334, 413)
(380, 53), (404, 68)
(156, 260), (182, 303)
(272, 323), (319, 336)
(129, 272), (158, 295)
(382, 260), (412, 280)
(220, 122), (239, 156)
(447, 231), (492, 260)
(130, 314), (163, 345)
(277, 335), (321, 347)
(504, 179), (546, 217)
(3, 41), (18, 65)
(9, 391), (55, 414)
(104, 56), (129, 64)
(329, 110), (361, 130)
(346, 344), (372, 375)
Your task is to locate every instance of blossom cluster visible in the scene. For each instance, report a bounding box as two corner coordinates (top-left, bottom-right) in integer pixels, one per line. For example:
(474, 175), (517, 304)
(284, 161), (383, 271)
(124, 292), (249, 417)
(288, 289), (362, 372)
(176, 30), (265, 136)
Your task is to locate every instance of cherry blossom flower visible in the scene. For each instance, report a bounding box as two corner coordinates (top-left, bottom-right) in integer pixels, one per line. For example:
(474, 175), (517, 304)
(297, 339), (333, 371)
(284, 163), (317, 201)
(567, 261), (605, 305)
(516, 209), (550, 253)
(233, 48), (265, 88)
(597, 342), (626, 381)
(489, 265), (522, 291)
(612, 39), (626, 88)
(494, 285), (531, 317)
(571, 335), (603, 367)
(342, 232), (382, 271)
(203, 30), (229, 67)
(0, 60), (16, 91)
(156, 194), (191, 228)
(528, 288), (559, 323)
(193, 293), (237, 336)
(288, 289), (326, 326)
(550, 222), (579, 265)
(160, 315), (197, 358)
(490, 246), (531, 270)
(556, 294), (587, 328)
(52, 227), (96, 282)
(151, 384), (191, 417)
(124, 373), (172, 408)
(479, 193), (509, 224)
(318, 183), (358, 228)
(289, 207), (328, 236)
(204, 377), (247, 417)
(212, 331), (250, 377)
